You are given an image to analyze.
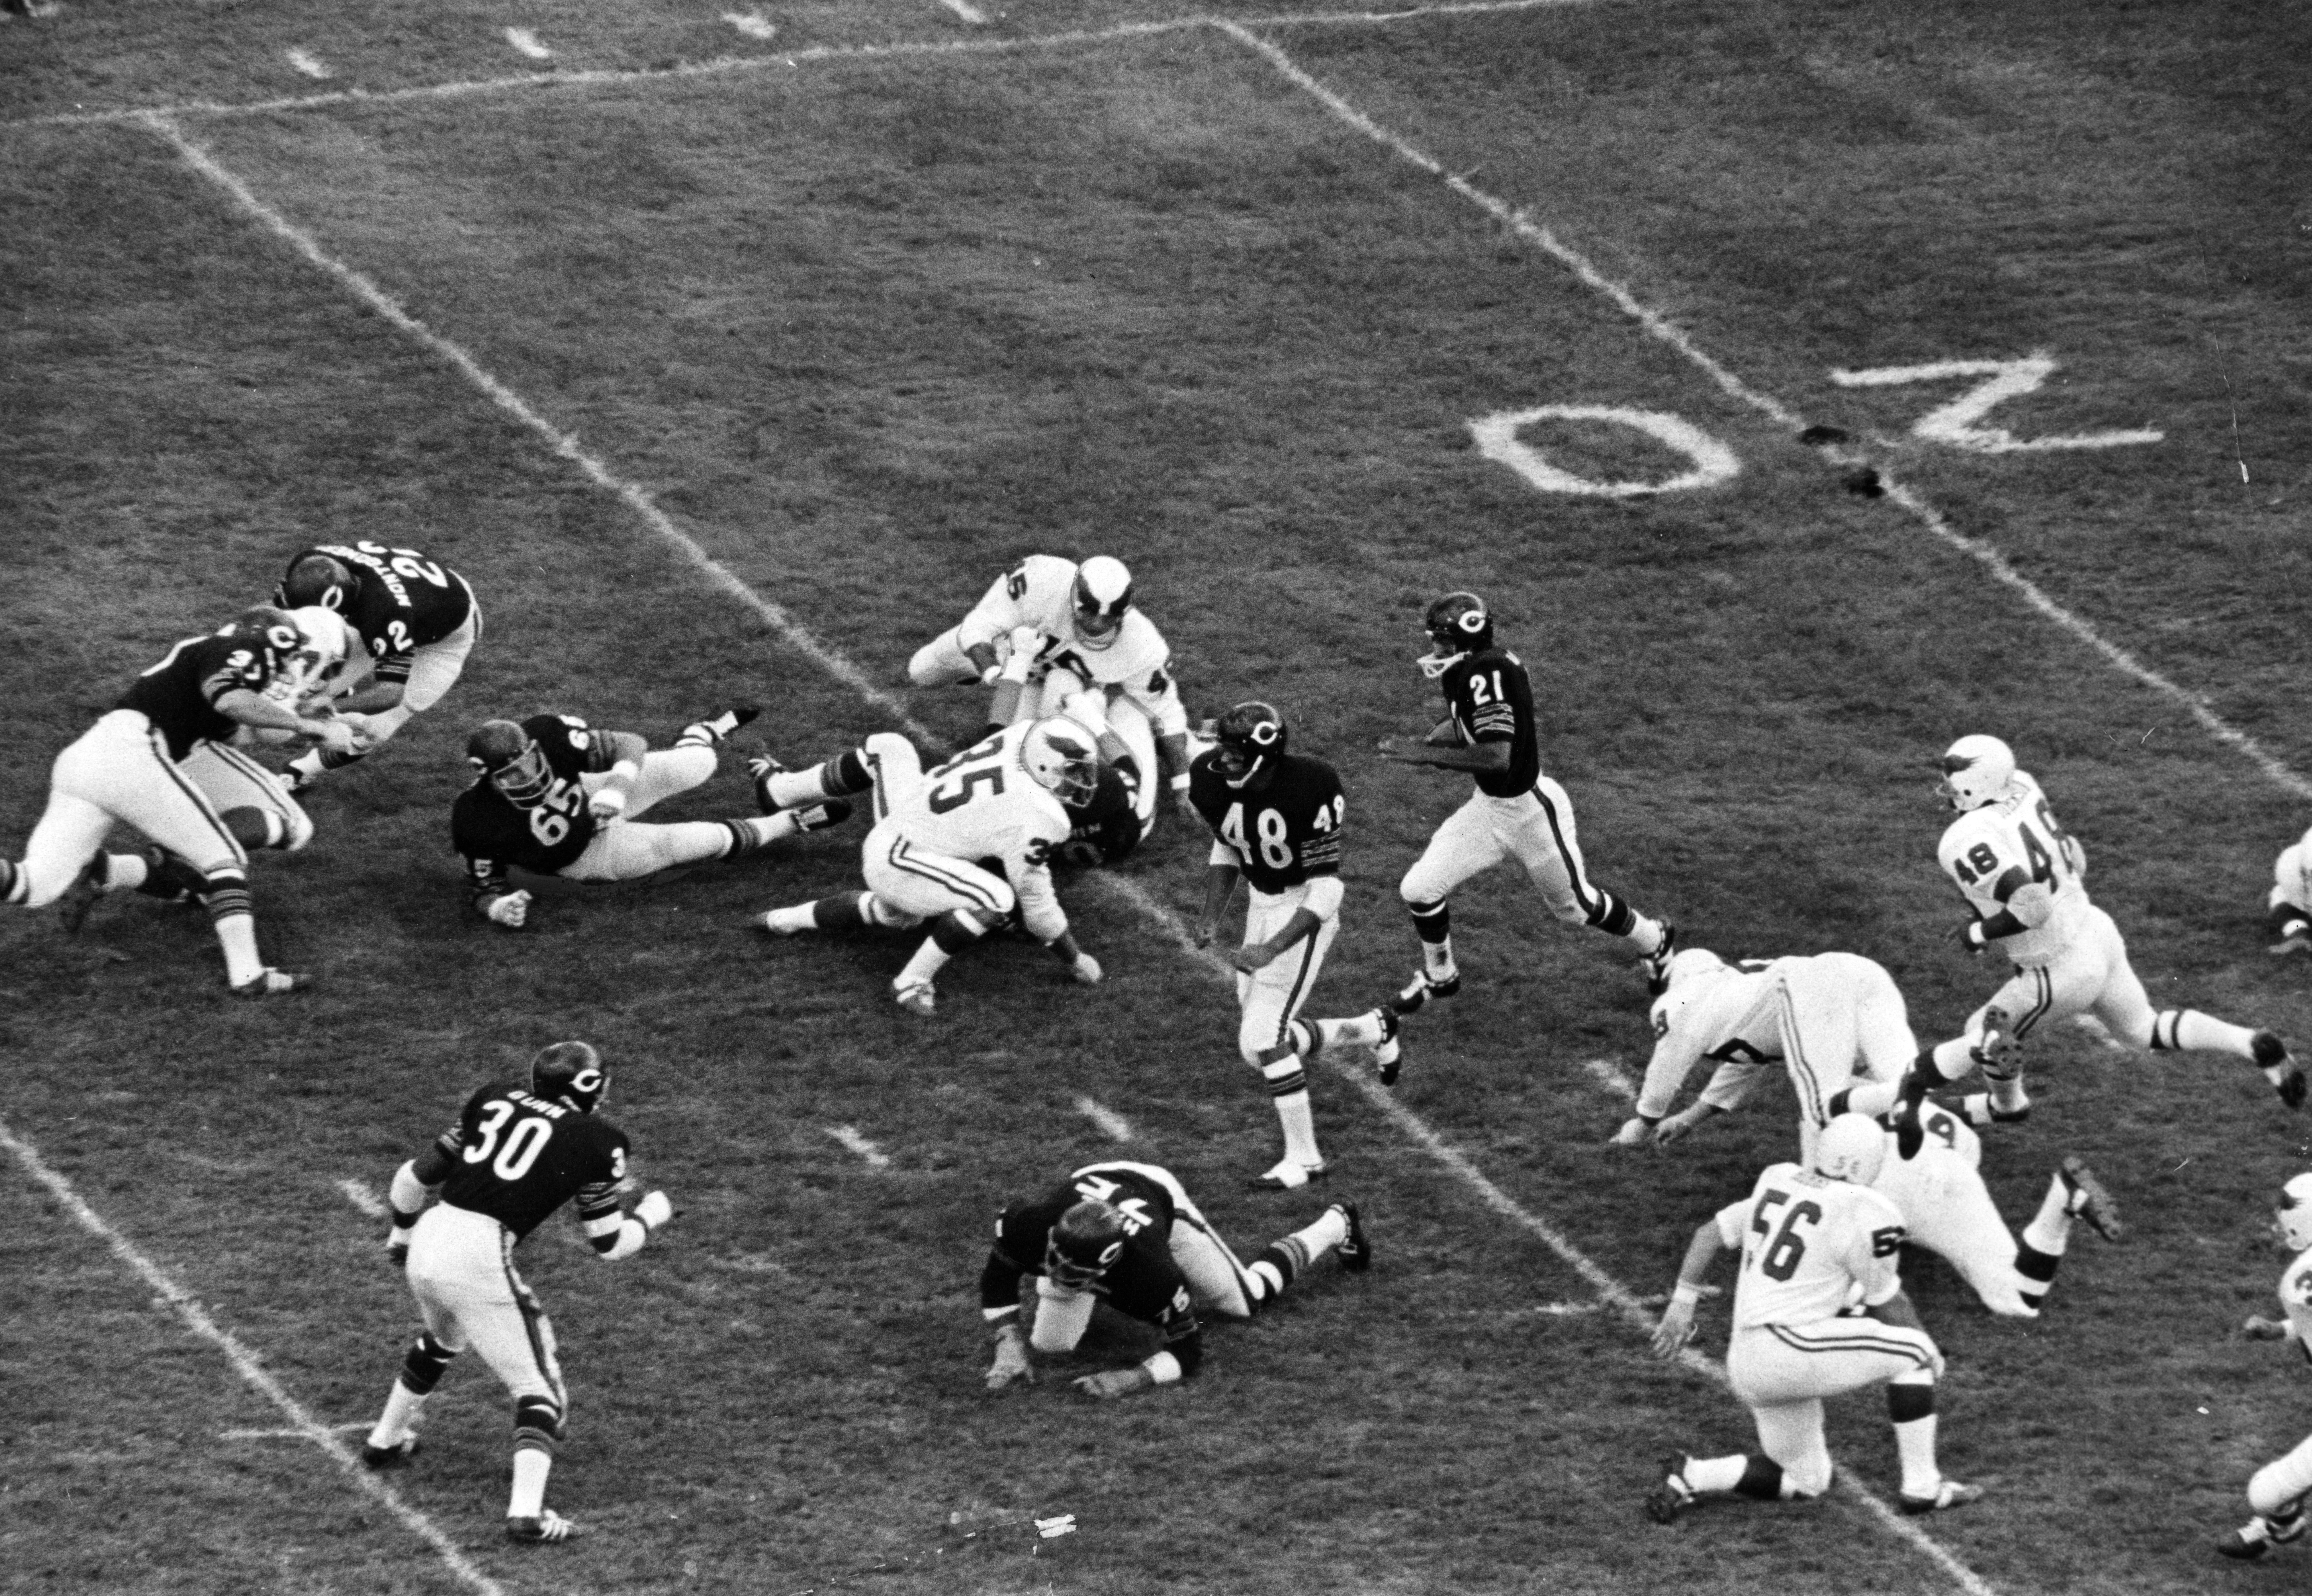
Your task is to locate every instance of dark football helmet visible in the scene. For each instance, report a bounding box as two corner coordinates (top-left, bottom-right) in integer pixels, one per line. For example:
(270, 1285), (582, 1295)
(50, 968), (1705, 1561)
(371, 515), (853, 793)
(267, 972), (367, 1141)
(467, 719), (553, 805)
(229, 604), (304, 659)
(531, 1041), (609, 1114)
(1419, 591), (1493, 678)
(1045, 1199), (1129, 1288)
(1070, 557), (1135, 651)
(277, 554), (355, 613)
(1210, 700), (1287, 792)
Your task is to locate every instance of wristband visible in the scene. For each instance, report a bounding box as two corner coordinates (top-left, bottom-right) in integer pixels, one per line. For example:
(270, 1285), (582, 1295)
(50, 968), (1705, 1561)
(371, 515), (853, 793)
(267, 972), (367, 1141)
(609, 759), (642, 783)
(1169, 772), (1191, 792)
(1671, 1282), (1701, 1307)
(1139, 1351), (1183, 1386)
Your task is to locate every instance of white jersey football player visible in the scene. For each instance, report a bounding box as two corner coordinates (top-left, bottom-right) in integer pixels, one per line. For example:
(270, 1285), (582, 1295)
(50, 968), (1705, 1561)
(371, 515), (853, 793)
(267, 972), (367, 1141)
(755, 719), (1103, 1014)
(2221, 1172), (2312, 1560)
(1910, 734), (2301, 1124)
(1646, 1115), (1979, 1522)
(2265, 827), (2312, 957)
(907, 554), (1195, 817)
(1621, 948), (2124, 1318)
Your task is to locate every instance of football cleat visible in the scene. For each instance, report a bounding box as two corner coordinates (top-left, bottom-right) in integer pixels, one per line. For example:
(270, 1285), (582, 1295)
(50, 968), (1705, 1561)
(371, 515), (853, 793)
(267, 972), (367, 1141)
(2059, 1156), (2125, 1243)
(1333, 1201), (1371, 1273)
(1371, 1008), (1404, 1088)
(1899, 1480), (1984, 1515)
(1247, 1157), (1326, 1193)
(1390, 969), (1460, 1017)
(681, 704), (762, 746)
(1644, 1455), (1696, 1526)
(2252, 1033), (2306, 1110)
(2218, 1511), (2307, 1560)
(230, 968), (310, 998)
(56, 854), (106, 935)
(1640, 920), (1679, 998)
(359, 1436), (419, 1470)
(894, 980), (937, 1017)
(504, 1510), (581, 1545)
(1973, 1008), (2024, 1080)
(1959, 1093), (2031, 1127)
(792, 799), (852, 833)
(746, 753), (788, 813)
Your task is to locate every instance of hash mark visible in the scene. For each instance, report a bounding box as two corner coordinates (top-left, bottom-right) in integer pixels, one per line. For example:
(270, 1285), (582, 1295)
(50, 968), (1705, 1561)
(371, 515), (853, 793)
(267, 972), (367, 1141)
(936, 0), (989, 22)
(285, 49), (332, 79)
(504, 27), (552, 60)
(1072, 1096), (1135, 1141)
(824, 1125), (891, 1168)
(336, 1178), (387, 1218)
(1579, 1057), (1638, 1101)
(723, 10), (776, 38)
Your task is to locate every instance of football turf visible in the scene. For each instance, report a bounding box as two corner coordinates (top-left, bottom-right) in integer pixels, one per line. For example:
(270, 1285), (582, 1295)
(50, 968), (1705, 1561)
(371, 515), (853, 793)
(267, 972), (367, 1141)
(5, 1), (2311, 1592)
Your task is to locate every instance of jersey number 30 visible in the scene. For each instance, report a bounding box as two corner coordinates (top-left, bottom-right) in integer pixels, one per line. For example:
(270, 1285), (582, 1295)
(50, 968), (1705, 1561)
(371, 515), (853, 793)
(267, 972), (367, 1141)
(465, 1100), (555, 1182)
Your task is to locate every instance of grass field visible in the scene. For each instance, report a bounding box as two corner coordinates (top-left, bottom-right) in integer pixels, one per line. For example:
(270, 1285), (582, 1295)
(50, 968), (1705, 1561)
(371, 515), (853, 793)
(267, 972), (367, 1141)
(6, 0), (2312, 1592)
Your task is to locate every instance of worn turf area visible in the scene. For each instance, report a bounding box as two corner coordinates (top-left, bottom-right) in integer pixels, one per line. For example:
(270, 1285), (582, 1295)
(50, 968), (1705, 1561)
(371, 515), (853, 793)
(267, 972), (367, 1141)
(5, 0), (2311, 1592)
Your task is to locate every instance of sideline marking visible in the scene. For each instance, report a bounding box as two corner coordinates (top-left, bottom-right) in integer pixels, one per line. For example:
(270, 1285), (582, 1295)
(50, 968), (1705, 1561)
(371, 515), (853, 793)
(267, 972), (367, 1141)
(1073, 1095), (1137, 1141)
(285, 49), (333, 80)
(825, 1125), (893, 1168)
(722, 11), (776, 39)
(336, 1177), (388, 1217)
(504, 27), (552, 61)
(0, 1115), (510, 1596)
(1217, 16), (2312, 808)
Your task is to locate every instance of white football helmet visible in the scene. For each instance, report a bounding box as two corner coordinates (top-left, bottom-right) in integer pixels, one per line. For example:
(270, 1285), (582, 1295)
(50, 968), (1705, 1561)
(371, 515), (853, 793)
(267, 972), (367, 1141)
(1070, 557), (1135, 651)
(2277, 1172), (2312, 1252)
(1812, 1112), (1887, 1187)
(1646, 947), (1732, 1036)
(1938, 734), (2017, 811)
(1020, 718), (1099, 803)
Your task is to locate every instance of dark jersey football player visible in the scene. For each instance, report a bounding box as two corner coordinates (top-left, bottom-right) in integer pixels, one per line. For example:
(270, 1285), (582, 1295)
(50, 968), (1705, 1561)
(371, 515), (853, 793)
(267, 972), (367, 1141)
(1056, 765), (1145, 868)
(276, 539), (481, 787)
(1189, 703), (1402, 1191)
(363, 1042), (674, 1544)
(1377, 590), (1675, 1012)
(981, 1161), (1369, 1397)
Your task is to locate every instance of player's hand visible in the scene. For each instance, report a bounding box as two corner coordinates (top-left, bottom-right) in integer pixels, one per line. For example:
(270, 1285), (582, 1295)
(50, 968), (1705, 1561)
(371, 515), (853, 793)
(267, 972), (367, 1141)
(1375, 736), (1417, 763)
(483, 889), (532, 929)
(1650, 1301), (1697, 1359)
(1072, 1368), (1144, 1400)
(310, 714), (359, 754)
(1951, 920), (1988, 955)
(1192, 919), (1218, 950)
(1229, 941), (1278, 974)
(635, 1190), (674, 1230)
(2245, 1314), (2292, 1341)
(986, 1333), (1035, 1390)
(1069, 952), (1103, 986)
(589, 786), (629, 820)
(1655, 1106), (1712, 1146)
(1607, 1117), (1654, 1148)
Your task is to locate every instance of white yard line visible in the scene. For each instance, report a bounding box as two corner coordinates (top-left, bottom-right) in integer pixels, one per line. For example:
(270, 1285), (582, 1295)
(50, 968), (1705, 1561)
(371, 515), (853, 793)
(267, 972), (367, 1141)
(824, 1125), (893, 1168)
(285, 49), (333, 80)
(0, 1115), (511, 1596)
(335, 1177), (388, 1217)
(1073, 1095), (1137, 1141)
(224, 1421), (370, 1440)
(504, 27), (552, 61)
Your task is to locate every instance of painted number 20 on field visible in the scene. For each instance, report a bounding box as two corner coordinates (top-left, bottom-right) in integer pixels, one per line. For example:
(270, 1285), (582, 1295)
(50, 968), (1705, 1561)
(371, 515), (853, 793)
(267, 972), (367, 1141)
(1472, 354), (2164, 499)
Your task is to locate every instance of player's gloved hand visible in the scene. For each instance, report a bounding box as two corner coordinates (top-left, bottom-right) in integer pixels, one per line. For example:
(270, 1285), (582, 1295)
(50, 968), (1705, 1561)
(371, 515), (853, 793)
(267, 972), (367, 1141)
(1229, 941), (1278, 975)
(1608, 1116), (1654, 1147)
(311, 714), (359, 754)
(2245, 1314), (2292, 1341)
(1002, 627), (1045, 684)
(1952, 919), (1989, 955)
(986, 1328), (1035, 1390)
(1069, 952), (1103, 986)
(483, 889), (533, 929)
(635, 1190), (674, 1230)
(1072, 1368), (1145, 1400)
(589, 786), (629, 820)
(1655, 1105), (1714, 1145)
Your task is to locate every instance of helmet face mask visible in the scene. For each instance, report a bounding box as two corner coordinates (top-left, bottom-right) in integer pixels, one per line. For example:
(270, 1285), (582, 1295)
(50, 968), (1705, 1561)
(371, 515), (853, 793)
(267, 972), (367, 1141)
(1418, 591), (1492, 679)
(1071, 557), (1135, 652)
(531, 1041), (609, 1115)
(2277, 1172), (2312, 1252)
(1211, 701), (1287, 791)
(1938, 734), (2017, 812)
(469, 720), (553, 806)
(1812, 1112), (1887, 1187)
(1022, 720), (1099, 804)
(1045, 1199), (1128, 1288)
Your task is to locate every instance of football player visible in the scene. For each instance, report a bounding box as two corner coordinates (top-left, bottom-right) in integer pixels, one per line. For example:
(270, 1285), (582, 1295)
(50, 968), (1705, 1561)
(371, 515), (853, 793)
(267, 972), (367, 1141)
(1376, 591), (1675, 1017)
(1646, 1115), (1980, 1523)
(2264, 824), (2312, 956)
(274, 539), (480, 789)
(1622, 948), (2124, 1319)
(755, 719), (1104, 1014)
(2, 606), (354, 994)
(1190, 702), (1401, 1191)
(2220, 1172), (2312, 1560)
(455, 706), (847, 930)
(1909, 734), (2302, 1123)
(980, 1160), (1368, 1398)
(907, 554), (1196, 820)
(361, 1042), (674, 1545)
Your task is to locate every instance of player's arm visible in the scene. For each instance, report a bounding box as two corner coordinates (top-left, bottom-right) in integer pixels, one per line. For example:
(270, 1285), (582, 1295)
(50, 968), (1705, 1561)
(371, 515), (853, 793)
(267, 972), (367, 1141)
(981, 1234), (1040, 1389)
(577, 1143), (674, 1262)
(1650, 1215), (1732, 1357)
(1378, 691), (1513, 773)
(1076, 1288), (1206, 1398)
(457, 838), (532, 929)
(1232, 874), (1339, 974)
(1628, 1022), (1712, 1130)
(1198, 842), (1242, 950)
(583, 729), (651, 819)
(1943, 832), (2047, 946)
(1649, 1058), (1769, 1147)
(1011, 833), (1100, 984)
(384, 1139), (458, 1264)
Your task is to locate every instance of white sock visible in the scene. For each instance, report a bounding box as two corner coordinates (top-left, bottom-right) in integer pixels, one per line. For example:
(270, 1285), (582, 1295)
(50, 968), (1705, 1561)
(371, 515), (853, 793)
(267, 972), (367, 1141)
(1893, 1414), (1939, 1497)
(104, 852), (148, 892)
(508, 1447), (553, 1518)
(213, 914), (264, 985)
(1423, 940), (1456, 980)
(1305, 1013), (1383, 1053)
(1274, 1091), (1322, 1167)
(1290, 1208), (1348, 1255)
(2021, 1174), (2075, 1257)
(897, 939), (952, 989)
(368, 1385), (427, 1449)
(1684, 1454), (1747, 1493)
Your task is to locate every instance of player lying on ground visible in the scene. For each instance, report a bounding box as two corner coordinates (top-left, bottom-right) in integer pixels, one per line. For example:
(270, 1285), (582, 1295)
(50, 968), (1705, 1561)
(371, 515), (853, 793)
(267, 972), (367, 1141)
(456, 706), (847, 931)
(981, 1161), (1368, 1398)
(364, 1043), (673, 1546)
(2222, 1172), (2312, 1560)
(1647, 1114), (1980, 1523)
(755, 720), (1103, 1015)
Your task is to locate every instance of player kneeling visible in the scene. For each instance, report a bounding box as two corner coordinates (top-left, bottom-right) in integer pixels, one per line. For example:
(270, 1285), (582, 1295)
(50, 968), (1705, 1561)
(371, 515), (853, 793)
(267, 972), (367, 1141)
(980, 1161), (1368, 1398)
(1647, 1114), (1980, 1523)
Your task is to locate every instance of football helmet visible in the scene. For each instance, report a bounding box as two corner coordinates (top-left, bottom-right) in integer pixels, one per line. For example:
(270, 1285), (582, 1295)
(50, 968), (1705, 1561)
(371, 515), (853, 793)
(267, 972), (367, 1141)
(1070, 557), (1135, 651)
(1418, 591), (1493, 678)
(277, 553), (355, 613)
(1020, 719), (1099, 804)
(2276, 1172), (2312, 1252)
(1938, 735), (2017, 811)
(277, 606), (353, 701)
(1210, 700), (1287, 791)
(1812, 1112), (1887, 1187)
(467, 719), (554, 805)
(1045, 1199), (1129, 1288)
(230, 604), (304, 658)
(531, 1040), (609, 1114)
